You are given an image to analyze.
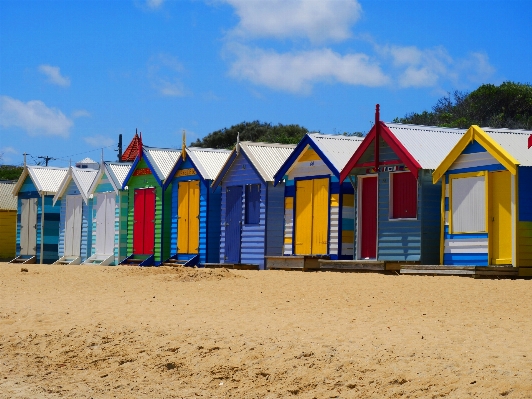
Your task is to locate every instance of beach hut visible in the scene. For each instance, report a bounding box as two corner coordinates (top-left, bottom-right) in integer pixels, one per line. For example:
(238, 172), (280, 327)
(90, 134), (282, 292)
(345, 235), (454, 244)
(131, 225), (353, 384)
(0, 181), (17, 260)
(84, 161), (132, 265)
(121, 143), (181, 266)
(339, 106), (466, 267)
(53, 159), (99, 265)
(270, 133), (363, 268)
(163, 146), (231, 266)
(11, 164), (68, 264)
(211, 141), (296, 269)
(432, 125), (532, 275)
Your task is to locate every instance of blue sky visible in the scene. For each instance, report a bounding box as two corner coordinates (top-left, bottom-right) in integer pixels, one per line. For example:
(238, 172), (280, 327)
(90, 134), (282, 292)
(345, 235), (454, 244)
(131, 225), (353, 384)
(1, 0), (530, 167)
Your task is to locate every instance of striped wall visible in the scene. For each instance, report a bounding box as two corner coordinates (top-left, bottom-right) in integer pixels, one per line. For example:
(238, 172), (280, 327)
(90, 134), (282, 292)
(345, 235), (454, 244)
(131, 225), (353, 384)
(91, 172), (129, 264)
(16, 176), (61, 263)
(282, 146), (354, 259)
(517, 166), (532, 267)
(448, 142), (506, 174)
(265, 182), (285, 258)
(0, 210), (16, 258)
(58, 180), (93, 261)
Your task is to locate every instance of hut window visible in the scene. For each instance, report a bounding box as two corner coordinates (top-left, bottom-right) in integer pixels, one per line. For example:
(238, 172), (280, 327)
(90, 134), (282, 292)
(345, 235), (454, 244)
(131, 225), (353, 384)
(390, 172), (417, 219)
(245, 184), (260, 224)
(450, 174), (486, 233)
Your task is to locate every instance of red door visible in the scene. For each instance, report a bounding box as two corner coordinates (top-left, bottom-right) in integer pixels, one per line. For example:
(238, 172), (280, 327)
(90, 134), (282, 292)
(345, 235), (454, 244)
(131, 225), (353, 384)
(133, 188), (156, 254)
(360, 176), (377, 259)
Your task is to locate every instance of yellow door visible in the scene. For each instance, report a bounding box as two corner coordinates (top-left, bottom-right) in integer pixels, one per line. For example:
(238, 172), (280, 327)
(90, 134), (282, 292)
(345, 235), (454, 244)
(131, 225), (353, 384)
(295, 179), (313, 255)
(489, 171), (512, 264)
(294, 178), (329, 255)
(177, 180), (200, 254)
(312, 178), (329, 254)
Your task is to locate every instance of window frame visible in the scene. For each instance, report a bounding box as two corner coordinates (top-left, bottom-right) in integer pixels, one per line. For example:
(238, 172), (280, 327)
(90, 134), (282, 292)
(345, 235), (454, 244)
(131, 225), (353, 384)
(449, 171), (488, 234)
(389, 171), (418, 221)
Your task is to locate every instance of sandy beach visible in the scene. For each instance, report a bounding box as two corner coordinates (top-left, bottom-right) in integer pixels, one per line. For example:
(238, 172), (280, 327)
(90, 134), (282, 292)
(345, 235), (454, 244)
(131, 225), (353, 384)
(0, 263), (531, 398)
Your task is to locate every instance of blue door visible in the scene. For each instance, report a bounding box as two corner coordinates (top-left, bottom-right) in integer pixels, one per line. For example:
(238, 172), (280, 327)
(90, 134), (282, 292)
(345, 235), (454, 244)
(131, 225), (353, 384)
(225, 186), (242, 263)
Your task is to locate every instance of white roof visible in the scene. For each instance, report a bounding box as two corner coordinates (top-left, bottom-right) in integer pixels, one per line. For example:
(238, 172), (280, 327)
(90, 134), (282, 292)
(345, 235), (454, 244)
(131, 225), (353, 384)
(72, 167), (99, 197)
(309, 133), (364, 172)
(144, 146), (181, 181)
(482, 127), (532, 166)
(0, 182), (17, 210)
(239, 142), (296, 182)
(26, 166), (68, 195)
(187, 147), (232, 180)
(106, 162), (132, 188)
(385, 123), (467, 169)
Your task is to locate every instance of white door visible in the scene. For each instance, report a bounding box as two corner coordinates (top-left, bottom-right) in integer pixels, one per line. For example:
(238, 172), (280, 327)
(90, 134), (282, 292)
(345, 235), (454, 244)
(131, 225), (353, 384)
(20, 198), (38, 255)
(64, 195), (82, 256)
(95, 192), (115, 255)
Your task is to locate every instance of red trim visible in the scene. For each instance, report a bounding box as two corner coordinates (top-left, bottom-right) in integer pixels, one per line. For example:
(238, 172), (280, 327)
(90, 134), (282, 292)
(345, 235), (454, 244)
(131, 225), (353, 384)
(529, 134), (532, 149)
(340, 121), (422, 182)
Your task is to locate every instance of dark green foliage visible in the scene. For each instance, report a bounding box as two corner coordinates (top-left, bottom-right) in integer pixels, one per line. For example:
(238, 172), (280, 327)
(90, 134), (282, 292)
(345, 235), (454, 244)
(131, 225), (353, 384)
(190, 121), (310, 149)
(394, 82), (532, 129)
(0, 165), (23, 181)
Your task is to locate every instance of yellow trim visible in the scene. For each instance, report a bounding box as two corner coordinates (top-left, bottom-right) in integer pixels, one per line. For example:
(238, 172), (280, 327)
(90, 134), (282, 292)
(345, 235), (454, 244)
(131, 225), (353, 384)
(284, 197), (293, 209)
(440, 179), (445, 265)
(330, 193), (340, 207)
(448, 171), (487, 234)
(284, 237), (292, 244)
(298, 147), (321, 162)
(432, 125), (520, 184)
(486, 171), (491, 263)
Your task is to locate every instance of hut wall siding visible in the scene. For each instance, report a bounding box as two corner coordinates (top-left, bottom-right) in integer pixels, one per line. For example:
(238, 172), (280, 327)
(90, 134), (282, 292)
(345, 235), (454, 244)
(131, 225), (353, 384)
(419, 169), (442, 264)
(42, 196), (61, 263)
(517, 166), (532, 266)
(0, 210), (16, 258)
(377, 171), (421, 261)
(206, 184), (221, 263)
(379, 138), (400, 162)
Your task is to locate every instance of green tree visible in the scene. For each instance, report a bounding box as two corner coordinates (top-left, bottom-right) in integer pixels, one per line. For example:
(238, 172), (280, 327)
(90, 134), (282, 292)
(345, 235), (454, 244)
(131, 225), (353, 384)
(190, 121), (310, 149)
(0, 165), (24, 181)
(393, 82), (532, 129)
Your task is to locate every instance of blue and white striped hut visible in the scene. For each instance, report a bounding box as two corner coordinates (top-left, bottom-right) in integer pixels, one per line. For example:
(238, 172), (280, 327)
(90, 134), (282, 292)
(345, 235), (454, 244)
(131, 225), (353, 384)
(53, 159), (99, 264)
(163, 146), (231, 266)
(11, 164), (68, 264)
(212, 141), (296, 269)
(85, 160), (132, 265)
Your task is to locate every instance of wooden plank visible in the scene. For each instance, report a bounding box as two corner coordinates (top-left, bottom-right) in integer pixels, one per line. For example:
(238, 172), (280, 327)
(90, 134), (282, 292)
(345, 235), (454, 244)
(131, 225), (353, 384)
(265, 256), (304, 270)
(319, 261), (385, 271)
(401, 269), (475, 275)
(400, 265), (477, 270)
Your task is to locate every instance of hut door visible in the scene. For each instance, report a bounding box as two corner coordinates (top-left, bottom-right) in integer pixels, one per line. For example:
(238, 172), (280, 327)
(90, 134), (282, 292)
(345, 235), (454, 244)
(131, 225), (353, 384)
(225, 185), (243, 263)
(20, 198), (38, 255)
(64, 195), (83, 256)
(360, 176), (377, 259)
(177, 181), (200, 254)
(294, 178), (329, 255)
(489, 171), (512, 264)
(95, 192), (115, 255)
(133, 188), (155, 255)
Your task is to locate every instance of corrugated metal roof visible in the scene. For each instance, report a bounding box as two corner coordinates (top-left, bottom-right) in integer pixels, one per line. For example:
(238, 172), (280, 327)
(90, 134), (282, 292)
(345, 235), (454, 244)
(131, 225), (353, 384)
(0, 182), (17, 210)
(187, 147), (232, 180)
(72, 167), (99, 197)
(309, 133), (364, 172)
(385, 123), (467, 170)
(106, 162), (132, 188)
(144, 146), (181, 181)
(239, 142), (296, 182)
(482, 127), (532, 166)
(28, 166), (68, 194)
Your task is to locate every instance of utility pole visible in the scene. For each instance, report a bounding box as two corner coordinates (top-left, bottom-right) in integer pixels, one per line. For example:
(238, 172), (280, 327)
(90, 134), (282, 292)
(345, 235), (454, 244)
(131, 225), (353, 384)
(37, 156), (56, 166)
(117, 134), (123, 162)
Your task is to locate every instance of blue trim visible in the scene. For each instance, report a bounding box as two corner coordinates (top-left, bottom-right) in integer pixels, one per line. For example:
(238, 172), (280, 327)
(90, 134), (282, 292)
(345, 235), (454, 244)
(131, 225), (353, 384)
(285, 185), (295, 197)
(462, 141), (487, 154)
(447, 164), (506, 175)
(273, 135), (340, 185)
(443, 226), (488, 239)
(211, 150), (237, 190)
(164, 156), (206, 190)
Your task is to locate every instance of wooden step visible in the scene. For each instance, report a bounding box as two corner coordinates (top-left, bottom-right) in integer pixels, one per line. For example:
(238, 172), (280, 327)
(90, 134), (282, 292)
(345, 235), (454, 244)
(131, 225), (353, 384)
(8, 255), (36, 264)
(319, 259), (385, 272)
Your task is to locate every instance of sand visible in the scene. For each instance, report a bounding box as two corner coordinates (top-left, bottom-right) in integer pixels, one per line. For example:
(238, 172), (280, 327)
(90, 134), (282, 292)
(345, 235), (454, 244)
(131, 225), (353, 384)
(0, 263), (531, 398)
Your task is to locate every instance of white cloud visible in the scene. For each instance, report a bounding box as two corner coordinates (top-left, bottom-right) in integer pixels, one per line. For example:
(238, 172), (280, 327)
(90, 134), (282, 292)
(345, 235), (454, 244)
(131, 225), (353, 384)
(72, 109), (91, 118)
(146, 0), (164, 9)
(223, 0), (361, 43)
(83, 135), (114, 147)
(228, 45), (389, 94)
(38, 64), (71, 87)
(148, 54), (187, 97)
(379, 45), (495, 88)
(0, 96), (73, 137)
(0, 147), (17, 164)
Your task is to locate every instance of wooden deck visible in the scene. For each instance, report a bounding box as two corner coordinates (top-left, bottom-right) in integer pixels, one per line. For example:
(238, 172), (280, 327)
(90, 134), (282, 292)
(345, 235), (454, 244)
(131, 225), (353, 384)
(265, 256), (327, 271)
(318, 259), (386, 272)
(400, 265), (519, 278)
(204, 263), (260, 270)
